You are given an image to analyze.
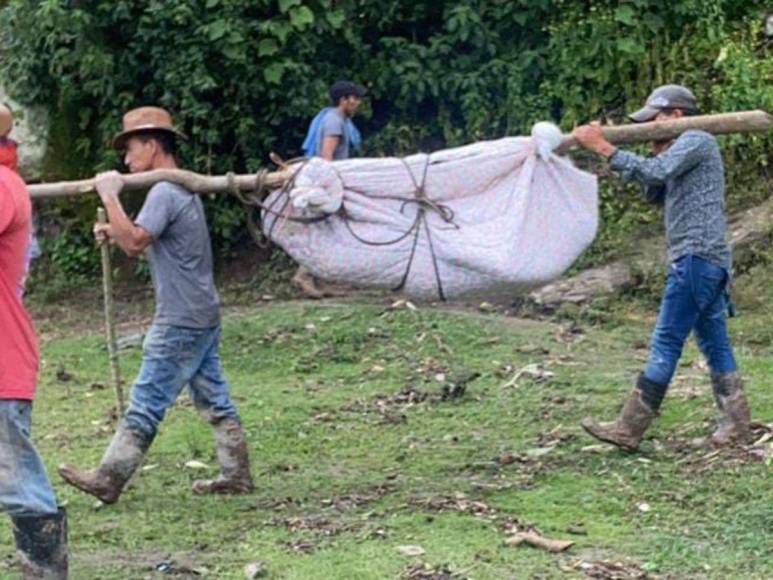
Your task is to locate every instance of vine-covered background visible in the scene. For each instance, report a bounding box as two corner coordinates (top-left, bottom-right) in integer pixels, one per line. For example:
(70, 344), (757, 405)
(1, 0), (770, 285)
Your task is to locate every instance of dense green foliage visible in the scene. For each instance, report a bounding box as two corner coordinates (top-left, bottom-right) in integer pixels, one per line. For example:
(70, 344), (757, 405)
(1, 0), (771, 277)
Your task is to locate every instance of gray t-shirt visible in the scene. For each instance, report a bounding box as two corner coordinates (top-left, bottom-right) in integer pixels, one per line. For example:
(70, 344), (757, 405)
(610, 130), (731, 271)
(318, 109), (349, 160)
(135, 181), (220, 328)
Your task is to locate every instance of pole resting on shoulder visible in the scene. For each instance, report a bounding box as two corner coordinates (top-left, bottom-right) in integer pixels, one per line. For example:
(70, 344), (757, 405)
(25, 110), (773, 200)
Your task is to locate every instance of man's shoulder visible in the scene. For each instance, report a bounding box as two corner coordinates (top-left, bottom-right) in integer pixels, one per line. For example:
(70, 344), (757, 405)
(147, 180), (192, 201)
(679, 129), (717, 147)
(321, 109), (345, 131)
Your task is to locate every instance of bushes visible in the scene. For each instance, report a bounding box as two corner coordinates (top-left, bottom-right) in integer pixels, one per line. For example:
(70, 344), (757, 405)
(1, 0), (770, 280)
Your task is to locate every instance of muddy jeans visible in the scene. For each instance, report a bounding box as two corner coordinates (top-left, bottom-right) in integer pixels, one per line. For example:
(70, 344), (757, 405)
(124, 325), (239, 439)
(643, 255), (737, 390)
(0, 400), (58, 516)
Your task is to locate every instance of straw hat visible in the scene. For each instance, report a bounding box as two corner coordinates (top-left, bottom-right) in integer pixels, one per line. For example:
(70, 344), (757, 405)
(0, 104), (13, 138)
(113, 106), (186, 149)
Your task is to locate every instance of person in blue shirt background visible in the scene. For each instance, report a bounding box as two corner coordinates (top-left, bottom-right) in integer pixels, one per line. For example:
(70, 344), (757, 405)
(293, 80), (365, 297)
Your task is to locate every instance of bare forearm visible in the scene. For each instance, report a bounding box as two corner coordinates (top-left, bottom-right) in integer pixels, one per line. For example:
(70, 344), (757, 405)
(102, 197), (147, 256)
(320, 136), (339, 161)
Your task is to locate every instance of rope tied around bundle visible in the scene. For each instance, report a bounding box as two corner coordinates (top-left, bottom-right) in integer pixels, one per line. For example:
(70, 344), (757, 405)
(236, 154), (458, 300)
(338, 156), (458, 300)
(225, 160), (328, 248)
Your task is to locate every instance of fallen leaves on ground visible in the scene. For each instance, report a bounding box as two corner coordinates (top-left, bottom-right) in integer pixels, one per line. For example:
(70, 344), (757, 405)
(410, 492), (500, 522)
(500, 363), (554, 388)
(672, 422), (773, 471)
(504, 530), (574, 552)
(401, 563), (467, 579)
(571, 559), (649, 579)
(396, 545), (426, 557)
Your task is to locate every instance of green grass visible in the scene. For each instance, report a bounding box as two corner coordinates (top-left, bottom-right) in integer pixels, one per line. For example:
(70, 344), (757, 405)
(1, 281), (771, 578)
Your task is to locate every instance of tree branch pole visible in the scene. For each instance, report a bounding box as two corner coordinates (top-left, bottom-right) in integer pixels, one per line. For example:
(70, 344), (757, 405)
(29, 167), (295, 200)
(97, 207), (125, 417)
(556, 109), (772, 152)
(27, 110), (772, 200)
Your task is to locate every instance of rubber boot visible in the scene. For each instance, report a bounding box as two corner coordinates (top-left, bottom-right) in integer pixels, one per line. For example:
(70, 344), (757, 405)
(581, 379), (658, 452)
(57, 426), (151, 504)
(11, 507), (68, 579)
(192, 418), (254, 495)
(710, 372), (751, 447)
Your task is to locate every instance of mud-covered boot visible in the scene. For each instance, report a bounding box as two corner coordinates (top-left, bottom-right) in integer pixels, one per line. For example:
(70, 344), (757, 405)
(11, 507), (68, 579)
(57, 426), (151, 504)
(192, 418), (254, 495)
(581, 378), (658, 452)
(710, 372), (751, 447)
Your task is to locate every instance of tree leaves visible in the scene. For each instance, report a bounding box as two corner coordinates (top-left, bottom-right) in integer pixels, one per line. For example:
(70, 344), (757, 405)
(289, 6), (314, 30)
(0, 0), (768, 266)
(258, 38), (279, 57)
(614, 5), (636, 26)
(208, 19), (229, 41)
(278, 0), (302, 14)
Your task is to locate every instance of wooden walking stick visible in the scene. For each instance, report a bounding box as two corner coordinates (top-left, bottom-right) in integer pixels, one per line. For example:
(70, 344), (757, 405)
(97, 207), (125, 416)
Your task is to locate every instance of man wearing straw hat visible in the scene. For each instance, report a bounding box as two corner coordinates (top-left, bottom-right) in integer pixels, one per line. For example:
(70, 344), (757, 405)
(58, 106), (254, 502)
(1, 103), (68, 578)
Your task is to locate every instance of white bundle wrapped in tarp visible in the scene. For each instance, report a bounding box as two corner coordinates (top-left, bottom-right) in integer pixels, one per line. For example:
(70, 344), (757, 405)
(261, 123), (598, 301)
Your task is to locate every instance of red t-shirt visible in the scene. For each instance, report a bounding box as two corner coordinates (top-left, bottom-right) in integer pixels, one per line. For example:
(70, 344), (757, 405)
(0, 139), (19, 173)
(0, 165), (38, 400)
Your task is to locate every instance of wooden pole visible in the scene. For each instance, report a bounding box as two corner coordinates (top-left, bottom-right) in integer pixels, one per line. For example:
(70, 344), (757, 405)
(26, 110), (772, 200)
(29, 167), (295, 200)
(97, 207), (125, 417)
(557, 109), (773, 152)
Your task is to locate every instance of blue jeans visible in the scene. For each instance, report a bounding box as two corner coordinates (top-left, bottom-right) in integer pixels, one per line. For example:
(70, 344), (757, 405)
(644, 255), (737, 387)
(124, 325), (239, 439)
(0, 401), (58, 516)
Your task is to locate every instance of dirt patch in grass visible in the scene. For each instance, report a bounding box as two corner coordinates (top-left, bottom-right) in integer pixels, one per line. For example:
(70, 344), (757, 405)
(264, 482), (399, 553)
(339, 371), (481, 425)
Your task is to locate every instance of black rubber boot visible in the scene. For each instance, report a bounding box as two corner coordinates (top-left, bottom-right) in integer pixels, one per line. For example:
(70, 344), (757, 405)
(11, 507), (68, 579)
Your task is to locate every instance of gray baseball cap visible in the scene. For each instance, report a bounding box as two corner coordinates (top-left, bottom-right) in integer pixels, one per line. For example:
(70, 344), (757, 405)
(629, 84), (699, 123)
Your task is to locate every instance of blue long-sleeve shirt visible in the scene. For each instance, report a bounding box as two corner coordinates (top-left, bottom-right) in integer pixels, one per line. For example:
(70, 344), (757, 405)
(609, 129), (731, 270)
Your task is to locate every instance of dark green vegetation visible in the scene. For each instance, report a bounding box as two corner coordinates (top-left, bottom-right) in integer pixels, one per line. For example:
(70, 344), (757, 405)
(1, 0), (770, 278)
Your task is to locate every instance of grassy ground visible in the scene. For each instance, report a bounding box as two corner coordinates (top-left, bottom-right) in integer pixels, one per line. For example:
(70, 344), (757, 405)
(1, 271), (771, 579)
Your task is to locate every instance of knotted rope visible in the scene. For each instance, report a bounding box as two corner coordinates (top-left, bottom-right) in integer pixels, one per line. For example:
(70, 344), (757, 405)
(230, 155), (459, 300)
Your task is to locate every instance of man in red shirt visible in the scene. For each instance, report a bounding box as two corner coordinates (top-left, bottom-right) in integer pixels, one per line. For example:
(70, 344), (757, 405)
(0, 155), (68, 577)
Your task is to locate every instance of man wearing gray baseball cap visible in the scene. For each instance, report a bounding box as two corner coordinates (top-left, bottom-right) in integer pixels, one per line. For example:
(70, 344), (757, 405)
(628, 84), (700, 123)
(571, 85), (752, 452)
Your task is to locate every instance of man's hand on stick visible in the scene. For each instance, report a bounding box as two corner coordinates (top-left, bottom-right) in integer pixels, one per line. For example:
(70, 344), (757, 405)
(94, 171), (124, 204)
(572, 122), (618, 159)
